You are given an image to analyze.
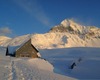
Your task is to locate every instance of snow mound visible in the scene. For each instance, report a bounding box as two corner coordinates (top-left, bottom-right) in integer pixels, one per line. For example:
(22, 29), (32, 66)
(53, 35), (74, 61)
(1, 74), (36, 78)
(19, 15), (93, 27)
(40, 47), (100, 79)
(28, 58), (54, 72)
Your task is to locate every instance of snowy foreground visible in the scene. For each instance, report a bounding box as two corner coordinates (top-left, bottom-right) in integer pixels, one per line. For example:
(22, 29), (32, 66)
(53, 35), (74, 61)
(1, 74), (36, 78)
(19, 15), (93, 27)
(0, 47), (74, 80)
(0, 47), (100, 80)
(40, 47), (100, 79)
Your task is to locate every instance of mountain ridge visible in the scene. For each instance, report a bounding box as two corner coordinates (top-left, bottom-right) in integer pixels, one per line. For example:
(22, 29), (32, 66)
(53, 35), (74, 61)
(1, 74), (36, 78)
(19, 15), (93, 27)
(0, 19), (100, 49)
(49, 19), (100, 34)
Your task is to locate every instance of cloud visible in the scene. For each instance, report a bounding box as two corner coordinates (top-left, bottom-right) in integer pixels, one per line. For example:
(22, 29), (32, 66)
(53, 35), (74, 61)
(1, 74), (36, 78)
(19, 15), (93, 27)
(13, 0), (53, 27)
(69, 17), (94, 26)
(0, 27), (12, 35)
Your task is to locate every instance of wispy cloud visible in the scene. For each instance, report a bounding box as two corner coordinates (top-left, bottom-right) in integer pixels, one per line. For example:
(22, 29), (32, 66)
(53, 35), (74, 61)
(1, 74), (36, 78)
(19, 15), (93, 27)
(13, 0), (53, 27)
(0, 27), (12, 36)
(70, 17), (94, 26)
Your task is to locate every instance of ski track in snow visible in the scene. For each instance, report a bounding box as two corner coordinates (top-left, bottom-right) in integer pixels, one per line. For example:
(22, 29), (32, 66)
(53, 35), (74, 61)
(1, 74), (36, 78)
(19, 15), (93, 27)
(6, 58), (24, 80)
(1, 47), (100, 79)
(0, 50), (73, 80)
(6, 57), (42, 80)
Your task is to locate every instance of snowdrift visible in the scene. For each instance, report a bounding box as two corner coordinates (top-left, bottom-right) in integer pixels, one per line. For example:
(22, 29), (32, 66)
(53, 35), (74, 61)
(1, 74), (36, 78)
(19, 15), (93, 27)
(40, 47), (100, 79)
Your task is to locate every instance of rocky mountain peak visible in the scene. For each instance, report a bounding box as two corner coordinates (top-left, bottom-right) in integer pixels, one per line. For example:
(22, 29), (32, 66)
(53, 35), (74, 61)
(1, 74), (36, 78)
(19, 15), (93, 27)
(61, 19), (77, 27)
(50, 19), (99, 34)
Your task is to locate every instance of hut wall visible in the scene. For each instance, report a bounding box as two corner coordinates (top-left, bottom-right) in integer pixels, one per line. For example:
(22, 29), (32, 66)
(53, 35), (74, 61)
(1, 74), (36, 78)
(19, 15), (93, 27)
(16, 39), (38, 58)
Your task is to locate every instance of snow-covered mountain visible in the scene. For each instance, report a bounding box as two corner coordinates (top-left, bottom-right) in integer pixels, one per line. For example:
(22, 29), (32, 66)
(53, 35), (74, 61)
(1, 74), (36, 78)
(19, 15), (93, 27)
(0, 36), (11, 46)
(0, 19), (100, 49)
(50, 19), (100, 35)
(50, 19), (88, 33)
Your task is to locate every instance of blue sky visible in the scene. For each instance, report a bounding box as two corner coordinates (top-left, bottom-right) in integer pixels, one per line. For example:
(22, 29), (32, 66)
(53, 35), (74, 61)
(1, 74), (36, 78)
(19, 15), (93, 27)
(0, 0), (100, 37)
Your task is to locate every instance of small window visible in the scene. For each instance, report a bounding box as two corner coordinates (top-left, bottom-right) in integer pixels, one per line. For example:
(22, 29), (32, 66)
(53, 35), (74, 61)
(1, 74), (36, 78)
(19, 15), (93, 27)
(27, 55), (30, 57)
(20, 54), (25, 57)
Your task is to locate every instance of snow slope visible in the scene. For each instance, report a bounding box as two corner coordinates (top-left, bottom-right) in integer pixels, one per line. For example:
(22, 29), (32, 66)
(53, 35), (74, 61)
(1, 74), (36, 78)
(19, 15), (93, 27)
(0, 36), (11, 46)
(31, 33), (100, 49)
(1, 47), (100, 79)
(40, 47), (100, 79)
(0, 47), (74, 80)
(1, 32), (100, 49)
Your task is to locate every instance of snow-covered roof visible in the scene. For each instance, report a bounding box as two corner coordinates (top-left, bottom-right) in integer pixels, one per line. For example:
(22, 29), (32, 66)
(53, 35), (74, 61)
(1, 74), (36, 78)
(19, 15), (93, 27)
(7, 37), (31, 54)
(8, 34), (31, 46)
(8, 46), (20, 54)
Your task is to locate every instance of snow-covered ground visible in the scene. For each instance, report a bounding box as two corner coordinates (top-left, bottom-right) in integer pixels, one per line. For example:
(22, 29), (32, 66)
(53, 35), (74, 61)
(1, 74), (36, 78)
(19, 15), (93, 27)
(40, 47), (100, 79)
(0, 47), (74, 80)
(0, 46), (100, 79)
